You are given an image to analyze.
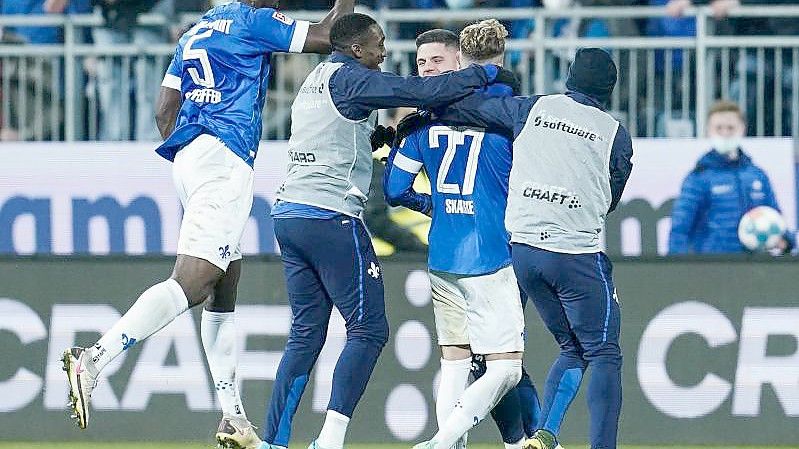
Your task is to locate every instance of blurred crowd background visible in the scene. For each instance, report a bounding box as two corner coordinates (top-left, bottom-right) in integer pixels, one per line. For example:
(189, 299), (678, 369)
(1, 0), (798, 257)
(2, 0), (799, 141)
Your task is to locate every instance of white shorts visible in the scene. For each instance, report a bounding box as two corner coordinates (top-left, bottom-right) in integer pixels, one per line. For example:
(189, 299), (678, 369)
(172, 134), (254, 271)
(428, 265), (525, 355)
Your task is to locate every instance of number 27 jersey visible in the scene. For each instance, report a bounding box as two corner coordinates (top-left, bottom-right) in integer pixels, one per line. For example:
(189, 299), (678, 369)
(399, 124), (513, 275)
(156, 2), (309, 167)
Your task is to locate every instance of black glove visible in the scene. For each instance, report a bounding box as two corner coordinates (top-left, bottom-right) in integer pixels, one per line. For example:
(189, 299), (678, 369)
(494, 67), (522, 96)
(370, 125), (396, 152)
(394, 111), (432, 148)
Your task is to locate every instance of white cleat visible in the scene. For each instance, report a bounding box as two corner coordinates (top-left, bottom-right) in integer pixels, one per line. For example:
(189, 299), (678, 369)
(215, 416), (262, 449)
(411, 441), (438, 449)
(61, 347), (97, 430)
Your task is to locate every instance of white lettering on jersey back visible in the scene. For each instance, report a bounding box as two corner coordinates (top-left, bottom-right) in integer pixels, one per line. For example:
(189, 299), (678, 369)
(189, 19), (233, 36)
(445, 199), (474, 215)
(711, 184), (734, 195)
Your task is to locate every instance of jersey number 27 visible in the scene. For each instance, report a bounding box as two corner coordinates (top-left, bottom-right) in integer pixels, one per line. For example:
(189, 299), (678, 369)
(428, 126), (485, 195)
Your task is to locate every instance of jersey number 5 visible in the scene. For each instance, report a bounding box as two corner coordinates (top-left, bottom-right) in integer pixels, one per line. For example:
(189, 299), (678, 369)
(183, 29), (216, 88)
(428, 126), (485, 195)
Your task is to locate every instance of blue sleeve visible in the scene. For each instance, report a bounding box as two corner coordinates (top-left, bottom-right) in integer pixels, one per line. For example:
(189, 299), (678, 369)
(435, 92), (537, 139)
(383, 134), (432, 214)
(162, 45), (183, 90)
(668, 171), (706, 254)
(760, 170), (781, 212)
(758, 170), (796, 250)
(329, 64), (492, 121)
(248, 8), (305, 53)
(167, 46), (183, 77)
(608, 125), (633, 213)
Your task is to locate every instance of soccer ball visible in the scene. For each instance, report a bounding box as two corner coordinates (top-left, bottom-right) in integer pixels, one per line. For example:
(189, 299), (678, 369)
(737, 206), (786, 252)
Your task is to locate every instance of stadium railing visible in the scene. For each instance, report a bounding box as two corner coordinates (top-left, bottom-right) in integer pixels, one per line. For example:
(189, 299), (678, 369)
(1, 5), (798, 142)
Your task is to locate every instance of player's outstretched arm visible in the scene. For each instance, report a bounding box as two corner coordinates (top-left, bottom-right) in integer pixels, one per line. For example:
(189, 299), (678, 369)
(302, 0), (356, 53)
(436, 92), (535, 139)
(336, 64), (503, 120)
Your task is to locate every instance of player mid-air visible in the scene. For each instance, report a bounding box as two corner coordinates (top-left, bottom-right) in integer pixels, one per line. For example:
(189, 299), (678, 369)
(384, 20), (539, 449)
(259, 12), (514, 449)
(435, 48), (633, 449)
(61, 1), (354, 448)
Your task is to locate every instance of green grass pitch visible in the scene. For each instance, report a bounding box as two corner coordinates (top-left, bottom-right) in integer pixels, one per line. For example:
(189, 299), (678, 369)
(3, 444), (799, 449)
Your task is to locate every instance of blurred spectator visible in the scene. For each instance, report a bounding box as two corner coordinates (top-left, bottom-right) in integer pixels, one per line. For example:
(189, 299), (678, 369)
(0, 0), (90, 141)
(90, 0), (174, 141)
(663, 0), (799, 136)
(668, 101), (794, 254)
(1, 0), (90, 44)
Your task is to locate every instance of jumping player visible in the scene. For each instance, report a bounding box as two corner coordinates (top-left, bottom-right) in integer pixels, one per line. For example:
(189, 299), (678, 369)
(61, 1), (354, 448)
(258, 12), (512, 449)
(435, 48), (633, 449)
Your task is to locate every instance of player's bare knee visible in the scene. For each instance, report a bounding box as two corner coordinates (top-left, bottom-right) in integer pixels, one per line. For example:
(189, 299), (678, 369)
(171, 255), (225, 306)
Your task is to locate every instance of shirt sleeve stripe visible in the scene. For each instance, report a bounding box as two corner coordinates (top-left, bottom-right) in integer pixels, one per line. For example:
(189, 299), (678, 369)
(161, 74), (181, 91)
(289, 20), (310, 53)
(393, 152), (423, 174)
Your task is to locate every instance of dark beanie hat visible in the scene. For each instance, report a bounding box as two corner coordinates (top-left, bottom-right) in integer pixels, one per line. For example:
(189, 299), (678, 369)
(565, 48), (617, 104)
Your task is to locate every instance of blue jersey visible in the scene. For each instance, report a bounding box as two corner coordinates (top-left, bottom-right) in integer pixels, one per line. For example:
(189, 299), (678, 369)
(386, 118), (513, 275)
(156, 3), (308, 167)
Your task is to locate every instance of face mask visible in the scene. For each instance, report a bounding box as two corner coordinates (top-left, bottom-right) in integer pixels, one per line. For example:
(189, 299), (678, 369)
(445, 0), (473, 9)
(711, 136), (741, 158)
(543, 0), (574, 8)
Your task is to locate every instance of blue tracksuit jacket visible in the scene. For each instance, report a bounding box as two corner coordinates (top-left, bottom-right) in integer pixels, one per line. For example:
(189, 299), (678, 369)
(668, 148), (792, 254)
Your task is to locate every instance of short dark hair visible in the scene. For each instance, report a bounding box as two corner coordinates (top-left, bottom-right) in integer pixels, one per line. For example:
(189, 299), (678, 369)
(330, 13), (378, 52)
(415, 29), (459, 49)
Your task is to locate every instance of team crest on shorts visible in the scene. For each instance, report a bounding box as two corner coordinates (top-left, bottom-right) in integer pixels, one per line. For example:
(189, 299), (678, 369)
(219, 245), (231, 260)
(367, 262), (381, 280)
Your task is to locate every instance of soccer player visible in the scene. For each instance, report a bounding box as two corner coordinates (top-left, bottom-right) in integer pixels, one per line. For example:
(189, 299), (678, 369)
(61, 1), (354, 448)
(384, 21), (529, 449)
(259, 13), (511, 449)
(434, 48), (634, 449)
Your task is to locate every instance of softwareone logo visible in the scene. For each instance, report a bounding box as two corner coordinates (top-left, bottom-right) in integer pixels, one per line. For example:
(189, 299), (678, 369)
(533, 114), (600, 142)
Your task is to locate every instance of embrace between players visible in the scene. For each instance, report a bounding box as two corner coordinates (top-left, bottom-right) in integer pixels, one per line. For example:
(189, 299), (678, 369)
(61, 1), (633, 449)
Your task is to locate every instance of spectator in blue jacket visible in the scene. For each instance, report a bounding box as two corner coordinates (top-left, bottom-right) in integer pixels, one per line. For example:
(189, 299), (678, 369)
(668, 100), (794, 254)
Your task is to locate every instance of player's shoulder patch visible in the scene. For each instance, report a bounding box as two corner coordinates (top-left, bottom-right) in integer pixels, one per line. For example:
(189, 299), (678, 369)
(272, 11), (294, 25)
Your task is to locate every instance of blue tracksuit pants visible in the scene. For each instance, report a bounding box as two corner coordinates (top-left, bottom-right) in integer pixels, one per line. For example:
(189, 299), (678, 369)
(263, 216), (389, 447)
(512, 243), (622, 449)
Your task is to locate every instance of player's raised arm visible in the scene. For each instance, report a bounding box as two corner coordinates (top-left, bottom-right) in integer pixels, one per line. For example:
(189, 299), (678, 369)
(436, 92), (537, 139)
(302, 0), (356, 53)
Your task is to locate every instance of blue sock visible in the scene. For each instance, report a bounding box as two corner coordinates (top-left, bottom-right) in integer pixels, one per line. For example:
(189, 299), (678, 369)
(587, 357), (622, 449)
(490, 385), (525, 444)
(327, 337), (384, 416)
(516, 367), (542, 436)
(263, 337), (325, 446)
(540, 353), (587, 436)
